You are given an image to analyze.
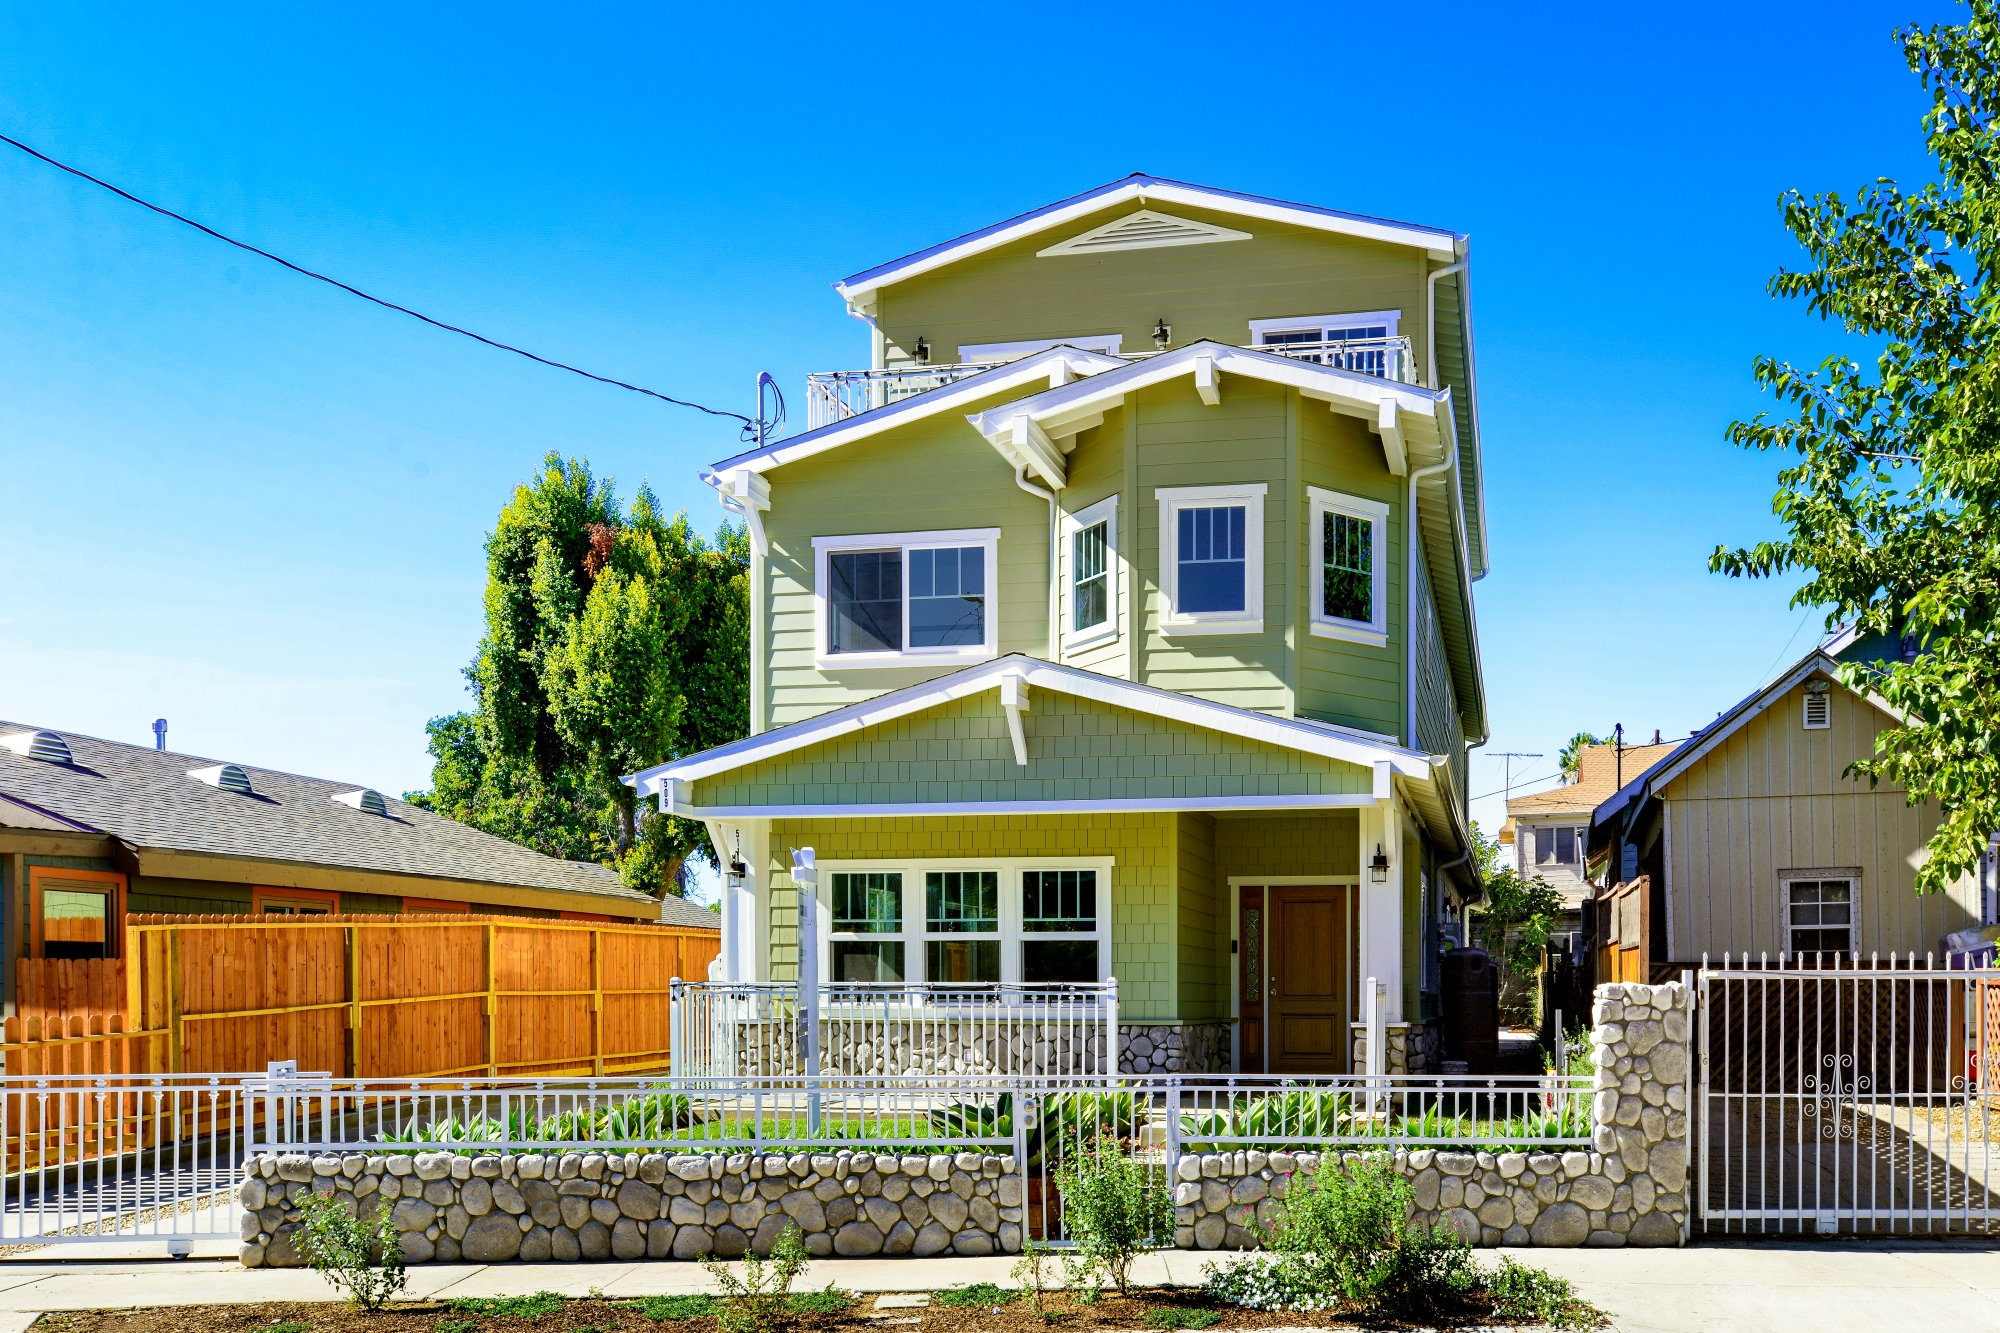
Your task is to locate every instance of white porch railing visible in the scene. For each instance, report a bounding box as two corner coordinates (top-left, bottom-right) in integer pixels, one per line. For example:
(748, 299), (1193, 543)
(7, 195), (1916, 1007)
(803, 336), (1421, 432)
(669, 981), (1118, 1079)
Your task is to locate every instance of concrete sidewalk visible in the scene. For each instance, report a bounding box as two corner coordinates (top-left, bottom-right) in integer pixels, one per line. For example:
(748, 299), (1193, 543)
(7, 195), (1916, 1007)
(0, 1240), (1992, 1331)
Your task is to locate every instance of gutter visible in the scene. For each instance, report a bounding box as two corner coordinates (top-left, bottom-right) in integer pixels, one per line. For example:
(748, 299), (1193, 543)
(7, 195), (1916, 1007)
(1405, 441), (1459, 751)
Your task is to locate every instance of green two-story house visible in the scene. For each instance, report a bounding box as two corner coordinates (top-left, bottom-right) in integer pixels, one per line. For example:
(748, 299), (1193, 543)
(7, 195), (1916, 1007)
(631, 175), (1489, 1075)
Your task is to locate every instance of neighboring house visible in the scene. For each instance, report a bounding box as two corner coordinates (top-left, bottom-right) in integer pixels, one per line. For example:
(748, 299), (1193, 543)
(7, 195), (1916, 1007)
(0, 721), (704, 1014)
(1586, 642), (1989, 981)
(629, 175), (1490, 1075)
(1508, 741), (1680, 909)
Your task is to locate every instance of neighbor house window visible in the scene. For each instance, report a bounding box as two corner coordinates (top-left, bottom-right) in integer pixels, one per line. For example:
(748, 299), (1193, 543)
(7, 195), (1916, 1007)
(1156, 483), (1265, 634)
(1786, 876), (1856, 957)
(813, 528), (1000, 668)
(1021, 869), (1101, 983)
(253, 886), (339, 916)
(828, 871), (905, 983)
(926, 870), (1000, 982)
(1062, 495), (1118, 652)
(1248, 311), (1404, 379)
(1308, 487), (1390, 645)
(1534, 826), (1580, 867)
(42, 888), (109, 960)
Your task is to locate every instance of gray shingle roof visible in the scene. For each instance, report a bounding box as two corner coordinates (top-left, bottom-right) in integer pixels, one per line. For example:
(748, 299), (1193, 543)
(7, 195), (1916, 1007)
(656, 892), (722, 930)
(0, 721), (655, 909)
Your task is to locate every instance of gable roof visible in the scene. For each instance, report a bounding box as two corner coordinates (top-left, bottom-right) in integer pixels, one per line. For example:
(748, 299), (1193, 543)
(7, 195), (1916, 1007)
(835, 175), (1465, 306)
(626, 653), (1438, 802)
(1508, 742), (1683, 819)
(0, 721), (657, 910)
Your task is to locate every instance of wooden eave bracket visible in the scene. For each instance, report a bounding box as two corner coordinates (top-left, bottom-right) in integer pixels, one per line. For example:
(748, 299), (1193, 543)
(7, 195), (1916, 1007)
(1195, 356), (1221, 406)
(999, 672), (1031, 767)
(1374, 401), (1406, 476)
(993, 414), (1066, 489)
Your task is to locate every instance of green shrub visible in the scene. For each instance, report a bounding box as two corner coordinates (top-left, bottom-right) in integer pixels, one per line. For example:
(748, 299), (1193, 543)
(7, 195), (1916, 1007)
(435, 1321), (477, 1333)
(1053, 1151), (1173, 1297)
(292, 1190), (407, 1311)
(786, 1284), (855, 1315)
(255, 1323), (312, 1333)
(447, 1291), (566, 1318)
(932, 1283), (1014, 1308)
(626, 1293), (717, 1322)
(1141, 1310), (1221, 1330)
(1486, 1255), (1608, 1329)
(700, 1222), (812, 1333)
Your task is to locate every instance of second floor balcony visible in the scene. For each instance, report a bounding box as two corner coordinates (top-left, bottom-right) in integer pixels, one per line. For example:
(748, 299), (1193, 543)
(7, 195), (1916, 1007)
(805, 336), (1417, 431)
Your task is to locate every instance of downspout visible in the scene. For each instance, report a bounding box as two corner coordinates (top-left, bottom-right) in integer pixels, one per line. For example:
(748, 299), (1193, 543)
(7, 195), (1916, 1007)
(1014, 464), (1058, 658)
(1405, 442), (1458, 751)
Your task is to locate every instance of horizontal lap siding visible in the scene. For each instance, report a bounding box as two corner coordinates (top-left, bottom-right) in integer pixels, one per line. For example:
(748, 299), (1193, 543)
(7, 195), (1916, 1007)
(1217, 813), (1361, 879)
(1136, 378), (1289, 715)
(1664, 681), (1979, 959)
(1297, 404), (1404, 740)
(763, 388), (1052, 731)
(875, 203), (1428, 372)
(697, 690), (1372, 808)
(1177, 813), (1223, 1021)
(764, 813), (1178, 1019)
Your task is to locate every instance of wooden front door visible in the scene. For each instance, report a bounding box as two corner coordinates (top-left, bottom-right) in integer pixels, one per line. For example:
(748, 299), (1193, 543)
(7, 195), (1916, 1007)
(1267, 885), (1354, 1073)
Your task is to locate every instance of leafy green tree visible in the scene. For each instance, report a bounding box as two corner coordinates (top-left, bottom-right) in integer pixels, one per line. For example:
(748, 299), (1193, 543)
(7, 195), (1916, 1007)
(410, 453), (749, 895)
(1712, 2), (2000, 894)
(1557, 733), (1603, 782)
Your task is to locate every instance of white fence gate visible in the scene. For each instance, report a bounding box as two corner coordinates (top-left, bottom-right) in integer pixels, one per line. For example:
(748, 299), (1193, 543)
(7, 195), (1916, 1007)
(1699, 956), (2000, 1234)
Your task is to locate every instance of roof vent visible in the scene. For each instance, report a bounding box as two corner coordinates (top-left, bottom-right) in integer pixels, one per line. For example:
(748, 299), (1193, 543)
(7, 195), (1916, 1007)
(188, 763), (255, 795)
(1037, 209), (1252, 258)
(1803, 679), (1832, 731)
(332, 789), (389, 816)
(1, 730), (73, 765)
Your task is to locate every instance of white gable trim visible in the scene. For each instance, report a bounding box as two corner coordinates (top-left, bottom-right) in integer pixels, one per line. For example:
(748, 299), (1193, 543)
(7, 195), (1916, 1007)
(1036, 209), (1252, 257)
(704, 345), (1126, 483)
(836, 180), (1461, 306)
(623, 654), (1433, 798)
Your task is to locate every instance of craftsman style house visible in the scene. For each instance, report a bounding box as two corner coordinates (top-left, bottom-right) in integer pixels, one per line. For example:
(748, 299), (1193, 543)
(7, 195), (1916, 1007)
(630, 176), (1490, 1074)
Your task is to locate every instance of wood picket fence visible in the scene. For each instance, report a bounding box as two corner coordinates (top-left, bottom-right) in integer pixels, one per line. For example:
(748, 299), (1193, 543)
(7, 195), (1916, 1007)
(1, 912), (719, 1079)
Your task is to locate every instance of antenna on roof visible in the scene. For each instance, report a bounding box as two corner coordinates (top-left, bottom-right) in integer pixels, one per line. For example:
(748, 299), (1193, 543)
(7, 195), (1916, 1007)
(151, 718), (167, 751)
(744, 372), (785, 448)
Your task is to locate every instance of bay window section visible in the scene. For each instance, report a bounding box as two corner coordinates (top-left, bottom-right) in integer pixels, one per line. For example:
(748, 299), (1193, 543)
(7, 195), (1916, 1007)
(926, 870), (1000, 982)
(1061, 495), (1118, 653)
(1308, 487), (1390, 646)
(1156, 483), (1265, 635)
(1021, 869), (1101, 983)
(814, 529), (1000, 668)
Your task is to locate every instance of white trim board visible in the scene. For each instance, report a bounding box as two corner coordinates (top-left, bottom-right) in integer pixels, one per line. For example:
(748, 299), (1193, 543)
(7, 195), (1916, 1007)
(959, 335), (1124, 362)
(676, 794), (1382, 819)
(1248, 310), (1402, 339)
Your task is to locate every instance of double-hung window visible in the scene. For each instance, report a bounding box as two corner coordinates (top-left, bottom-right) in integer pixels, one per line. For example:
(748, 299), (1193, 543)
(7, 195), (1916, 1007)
(1784, 873), (1857, 957)
(1308, 488), (1389, 646)
(1533, 826), (1580, 867)
(814, 528), (1000, 668)
(828, 871), (905, 983)
(1156, 483), (1265, 635)
(926, 870), (1000, 982)
(1061, 495), (1118, 652)
(1248, 311), (1403, 379)
(1021, 869), (1101, 983)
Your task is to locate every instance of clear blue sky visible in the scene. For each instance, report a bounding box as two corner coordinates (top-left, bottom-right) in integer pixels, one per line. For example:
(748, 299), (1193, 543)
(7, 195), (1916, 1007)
(0, 1), (1959, 891)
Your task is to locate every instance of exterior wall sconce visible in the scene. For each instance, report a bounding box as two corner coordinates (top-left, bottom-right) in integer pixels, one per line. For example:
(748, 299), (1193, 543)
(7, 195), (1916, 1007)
(1371, 845), (1390, 883)
(913, 336), (931, 364)
(1153, 319), (1171, 350)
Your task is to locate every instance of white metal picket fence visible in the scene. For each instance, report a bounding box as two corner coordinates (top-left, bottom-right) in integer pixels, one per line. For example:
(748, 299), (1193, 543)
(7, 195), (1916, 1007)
(1699, 954), (2000, 1234)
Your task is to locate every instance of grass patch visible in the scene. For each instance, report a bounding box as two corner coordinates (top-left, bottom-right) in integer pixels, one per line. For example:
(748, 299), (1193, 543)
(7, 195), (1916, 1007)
(932, 1283), (1015, 1308)
(625, 1293), (718, 1321)
(445, 1290), (567, 1319)
(255, 1324), (312, 1333)
(786, 1284), (855, 1315)
(1141, 1310), (1222, 1330)
(1485, 1255), (1609, 1329)
(436, 1321), (478, 1333)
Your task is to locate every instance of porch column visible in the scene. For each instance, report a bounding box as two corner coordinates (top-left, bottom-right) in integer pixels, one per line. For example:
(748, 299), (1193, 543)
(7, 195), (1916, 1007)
(702, 817), (771, 982)
(1360, 763), (1405, 1023)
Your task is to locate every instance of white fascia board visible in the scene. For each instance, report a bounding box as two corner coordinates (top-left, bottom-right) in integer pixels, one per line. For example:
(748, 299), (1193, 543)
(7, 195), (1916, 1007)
(966, 343), (1446, 444)
(626, 655), (1434, 792)
(676, 794), (1380, 819)
(837, 183), (1460, 303)
(706, 347), (1126, 478)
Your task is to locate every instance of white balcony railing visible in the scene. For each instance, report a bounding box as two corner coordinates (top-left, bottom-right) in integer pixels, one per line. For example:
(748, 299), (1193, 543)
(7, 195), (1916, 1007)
(802, 336), (1418, 432)
(669, 980), (1118, 1079)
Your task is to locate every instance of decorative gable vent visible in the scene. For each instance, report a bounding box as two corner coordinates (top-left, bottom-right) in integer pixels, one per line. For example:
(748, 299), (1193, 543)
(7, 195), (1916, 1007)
(332, 789), (389, 816)
(188, 763), (255, 795)
(1803, 680), (1832, 730)
(1037, 209), (1252, 258)
(0, 729), (72, 765)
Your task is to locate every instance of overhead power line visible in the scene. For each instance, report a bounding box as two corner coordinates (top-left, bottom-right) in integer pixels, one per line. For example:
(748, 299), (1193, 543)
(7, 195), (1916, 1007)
(0, 131), (753, 427)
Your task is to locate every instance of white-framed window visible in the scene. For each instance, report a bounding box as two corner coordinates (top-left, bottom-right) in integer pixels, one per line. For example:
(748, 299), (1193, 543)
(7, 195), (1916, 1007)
(1307, 486), (1390, 646)
(1062, 495), (1119, 653)
(812, 528), (1000, 669)
(1532, 825), (1581, 867)
(816, 858), (1113, 985)
(1781, 871), (1858, 957)
(958, 335), (1123, 363)
(1155, 483), (1265, 635)
(1248, 310), (1402, 378)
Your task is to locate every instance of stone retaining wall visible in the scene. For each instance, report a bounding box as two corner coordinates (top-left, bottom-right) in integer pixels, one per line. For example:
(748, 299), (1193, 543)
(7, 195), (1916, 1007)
(239, 1149), (1021, 1269)
(1119, 1022), (1230, 1074)
(1348, 1019), (1441, 1075)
